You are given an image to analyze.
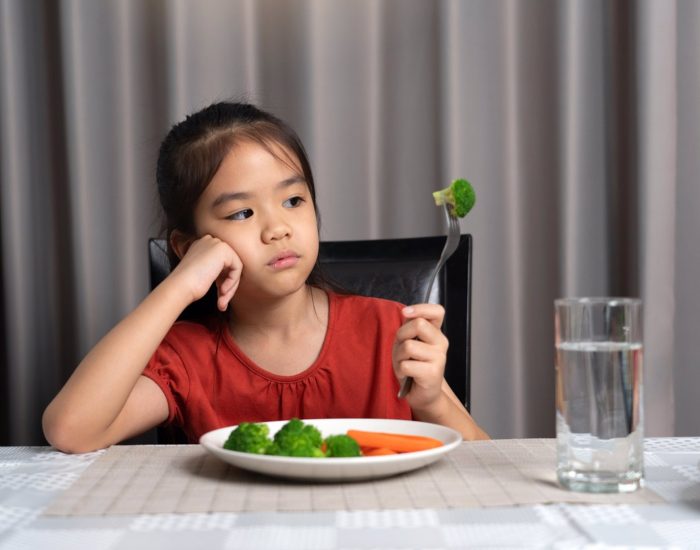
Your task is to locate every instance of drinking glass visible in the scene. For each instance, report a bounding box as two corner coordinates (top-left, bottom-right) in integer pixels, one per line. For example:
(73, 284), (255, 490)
(555, 297), (643, 493)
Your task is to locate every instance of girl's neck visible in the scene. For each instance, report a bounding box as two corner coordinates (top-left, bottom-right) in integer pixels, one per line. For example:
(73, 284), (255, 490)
(227, 286), (329, 376)
(228, 285), (327, 339)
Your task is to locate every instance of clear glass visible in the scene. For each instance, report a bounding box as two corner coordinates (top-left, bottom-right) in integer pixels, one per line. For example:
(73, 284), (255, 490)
(555, 297), (644, 493)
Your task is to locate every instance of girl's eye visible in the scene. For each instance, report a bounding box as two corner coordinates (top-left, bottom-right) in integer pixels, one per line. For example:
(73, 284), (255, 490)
(283, 196), (305, 208)
(226, 209), (253, 221)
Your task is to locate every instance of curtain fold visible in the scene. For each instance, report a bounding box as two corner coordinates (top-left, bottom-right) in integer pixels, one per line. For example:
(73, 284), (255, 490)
(637, 0), (677, 437)
(675, 0), (700, 437)
(1, 0), (695, 444)
(1, 0), (74, 443)
(559, 0), (608, 296)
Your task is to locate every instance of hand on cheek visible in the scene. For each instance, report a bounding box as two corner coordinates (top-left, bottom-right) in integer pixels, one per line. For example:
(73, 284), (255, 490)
(392, 304), (448, 412)
(170, 235), (243, 308)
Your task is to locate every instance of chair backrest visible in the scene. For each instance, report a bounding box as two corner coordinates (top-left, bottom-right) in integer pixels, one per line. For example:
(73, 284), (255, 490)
(148, 235), (472, 440)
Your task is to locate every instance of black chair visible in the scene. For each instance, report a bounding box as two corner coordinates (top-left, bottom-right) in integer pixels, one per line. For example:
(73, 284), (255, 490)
(148, 235), (473, 442)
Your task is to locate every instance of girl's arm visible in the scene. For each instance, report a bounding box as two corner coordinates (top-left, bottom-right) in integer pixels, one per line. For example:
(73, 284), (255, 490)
(42, 236), (241, 453)
(392, 304), (490, 440)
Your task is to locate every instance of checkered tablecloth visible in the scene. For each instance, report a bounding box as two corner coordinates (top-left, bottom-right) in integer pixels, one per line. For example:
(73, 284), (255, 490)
(1, 438), (699, 549)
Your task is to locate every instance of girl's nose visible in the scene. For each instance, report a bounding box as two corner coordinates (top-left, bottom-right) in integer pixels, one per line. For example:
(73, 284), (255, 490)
(261, 217), (291, 243)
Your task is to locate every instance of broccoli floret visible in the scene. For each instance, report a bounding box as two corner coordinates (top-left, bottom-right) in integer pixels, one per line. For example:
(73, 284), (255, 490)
(223, 422), (272, 454)
(266, 439), (325, 458)
(324, 434), (361, 457)
(275, 418), (306, 439)
(266, 418), (325, 458)
(432, 178), (476, 218)
(224, 419), (362, 459)
(274, 418), (323, 447)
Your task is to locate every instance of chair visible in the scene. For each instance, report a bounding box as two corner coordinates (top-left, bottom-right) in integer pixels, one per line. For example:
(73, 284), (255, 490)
(148, 235), (473, 442)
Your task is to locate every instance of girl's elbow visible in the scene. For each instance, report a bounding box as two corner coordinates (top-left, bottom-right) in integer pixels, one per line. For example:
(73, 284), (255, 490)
(42, 408), (104, 454)
(42, 410), (75, 453)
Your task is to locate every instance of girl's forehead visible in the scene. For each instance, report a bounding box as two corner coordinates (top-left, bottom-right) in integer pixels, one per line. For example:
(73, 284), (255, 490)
(229, 138), (302, 173)
(201, 139), (306, 203)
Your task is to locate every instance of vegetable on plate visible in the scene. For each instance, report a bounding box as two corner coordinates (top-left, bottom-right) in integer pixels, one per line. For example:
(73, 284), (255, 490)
(223, 418), (443, 458)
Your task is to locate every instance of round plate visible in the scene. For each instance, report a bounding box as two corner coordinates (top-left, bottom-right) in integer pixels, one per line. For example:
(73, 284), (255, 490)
(199, 418), (462, 482)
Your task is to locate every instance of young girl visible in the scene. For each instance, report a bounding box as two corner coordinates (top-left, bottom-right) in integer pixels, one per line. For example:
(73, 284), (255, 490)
(43, 102), (488, 453)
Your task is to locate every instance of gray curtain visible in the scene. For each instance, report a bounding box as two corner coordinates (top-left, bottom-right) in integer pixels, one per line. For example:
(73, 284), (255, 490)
(1, 0), (698, 444)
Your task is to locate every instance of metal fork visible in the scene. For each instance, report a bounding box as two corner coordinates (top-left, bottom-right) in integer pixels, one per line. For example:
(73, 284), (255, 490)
(398, 204), (461, 398)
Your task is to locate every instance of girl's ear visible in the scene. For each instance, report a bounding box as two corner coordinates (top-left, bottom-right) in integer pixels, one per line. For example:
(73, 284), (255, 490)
(170, 230), (194, 260)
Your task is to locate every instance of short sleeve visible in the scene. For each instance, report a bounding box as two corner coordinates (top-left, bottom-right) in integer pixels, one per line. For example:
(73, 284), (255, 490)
(142, 339), (191, 427)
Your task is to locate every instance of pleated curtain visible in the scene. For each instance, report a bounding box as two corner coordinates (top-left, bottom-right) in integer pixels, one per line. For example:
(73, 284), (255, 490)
(1, 0), (698, 444)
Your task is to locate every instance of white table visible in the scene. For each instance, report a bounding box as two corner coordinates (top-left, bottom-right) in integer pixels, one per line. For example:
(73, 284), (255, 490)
(1, 438), (699, 549)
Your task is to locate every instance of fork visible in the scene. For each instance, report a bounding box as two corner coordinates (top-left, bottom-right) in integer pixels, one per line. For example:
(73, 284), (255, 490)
(398, 204), (461, 398)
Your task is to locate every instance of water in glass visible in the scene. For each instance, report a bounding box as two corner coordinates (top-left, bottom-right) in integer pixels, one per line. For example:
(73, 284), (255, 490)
(556, 340), (643, 492)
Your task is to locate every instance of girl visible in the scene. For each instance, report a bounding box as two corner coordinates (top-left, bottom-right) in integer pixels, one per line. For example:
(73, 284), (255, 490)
(43, 102), (488, 453)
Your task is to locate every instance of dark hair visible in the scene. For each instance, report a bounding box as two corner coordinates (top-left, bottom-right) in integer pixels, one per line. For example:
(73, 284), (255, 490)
(157, 101), (318, 258)
(156, 102), (330, 317)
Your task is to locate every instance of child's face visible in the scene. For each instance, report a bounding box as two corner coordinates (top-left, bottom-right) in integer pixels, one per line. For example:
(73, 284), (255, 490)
(192, 139), (319, 300)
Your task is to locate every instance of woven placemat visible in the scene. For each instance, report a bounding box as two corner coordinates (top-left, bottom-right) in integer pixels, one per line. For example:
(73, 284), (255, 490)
(44, 439), (663, 516)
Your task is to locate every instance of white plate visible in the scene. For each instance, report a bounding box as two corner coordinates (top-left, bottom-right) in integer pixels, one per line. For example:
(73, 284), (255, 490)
(199, 418), (462, 482)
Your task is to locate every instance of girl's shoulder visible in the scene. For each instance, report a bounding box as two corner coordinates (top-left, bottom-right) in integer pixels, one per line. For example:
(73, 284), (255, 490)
(161, 318), (223, 348)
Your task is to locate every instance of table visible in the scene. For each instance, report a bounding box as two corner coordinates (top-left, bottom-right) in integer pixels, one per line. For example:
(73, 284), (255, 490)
(1, 438), (699, 549)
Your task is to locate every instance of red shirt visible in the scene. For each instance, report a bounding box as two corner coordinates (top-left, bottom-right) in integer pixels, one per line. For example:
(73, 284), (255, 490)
(143, 292), (412, 442)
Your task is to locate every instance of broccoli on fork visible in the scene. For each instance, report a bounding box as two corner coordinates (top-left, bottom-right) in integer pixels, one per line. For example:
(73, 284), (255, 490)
(432, 178), (475, 218)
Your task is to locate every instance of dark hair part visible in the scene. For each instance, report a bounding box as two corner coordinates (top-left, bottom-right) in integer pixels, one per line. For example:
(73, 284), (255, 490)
(156, 102), (333, 319)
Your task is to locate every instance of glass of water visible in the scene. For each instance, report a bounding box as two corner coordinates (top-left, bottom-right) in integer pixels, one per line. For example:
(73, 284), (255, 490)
(555, 297), (643, 493)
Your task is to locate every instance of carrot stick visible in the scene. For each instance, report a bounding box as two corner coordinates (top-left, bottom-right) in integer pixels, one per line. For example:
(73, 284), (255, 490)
(347, 430), (443, 453)
(363, 447), (398, 456)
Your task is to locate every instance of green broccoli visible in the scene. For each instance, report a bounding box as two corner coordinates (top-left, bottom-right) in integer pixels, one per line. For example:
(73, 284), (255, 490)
(266, 439), (325, 458)
(274, 417), (323, 448)
(223, 422), (272, 454)
(223, 419), (365, 459)
(266, 418), (325, 458)
(432, 178), (476, 218)
(323, 434), (361, 457)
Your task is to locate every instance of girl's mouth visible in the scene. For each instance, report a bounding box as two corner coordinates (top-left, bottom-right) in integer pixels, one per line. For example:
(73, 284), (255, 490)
(268, 251), (300, 270)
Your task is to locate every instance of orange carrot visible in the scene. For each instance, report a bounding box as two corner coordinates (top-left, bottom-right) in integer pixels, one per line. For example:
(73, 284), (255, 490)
(347, 430), (443, 453)
(363, 447), (398, 456)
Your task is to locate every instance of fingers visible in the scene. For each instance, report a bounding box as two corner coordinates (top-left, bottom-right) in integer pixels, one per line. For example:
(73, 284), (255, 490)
(401, 304), (445, 329)
(395, 315), (448, 349)
(172, 234), (244, 306)
(393, 304), (448, 403)
(217, 273), (239, 311)
(393, 339), (446, 379)
(216, 257), (243, 311)
(393, 337), (443, 364)
(394, 360), (444, 383)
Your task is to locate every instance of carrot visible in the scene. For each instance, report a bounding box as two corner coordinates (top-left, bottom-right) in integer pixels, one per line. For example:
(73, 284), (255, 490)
(347, 430), (443, 453)
(363, 447), (398, 456)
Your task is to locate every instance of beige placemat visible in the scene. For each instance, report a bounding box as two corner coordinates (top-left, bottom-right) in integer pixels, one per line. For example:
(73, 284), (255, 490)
(44, 439), (663, 516)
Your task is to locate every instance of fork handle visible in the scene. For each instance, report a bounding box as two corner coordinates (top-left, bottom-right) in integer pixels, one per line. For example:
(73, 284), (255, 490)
(397, 264), (440, 398)
(398, 376), (414, 398)
(398, 206), (453, 399)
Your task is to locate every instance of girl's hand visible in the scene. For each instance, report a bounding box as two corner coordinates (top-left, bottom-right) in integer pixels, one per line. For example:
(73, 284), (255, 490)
(169, 235), (242, 311)
(392, 304), (449, 412)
